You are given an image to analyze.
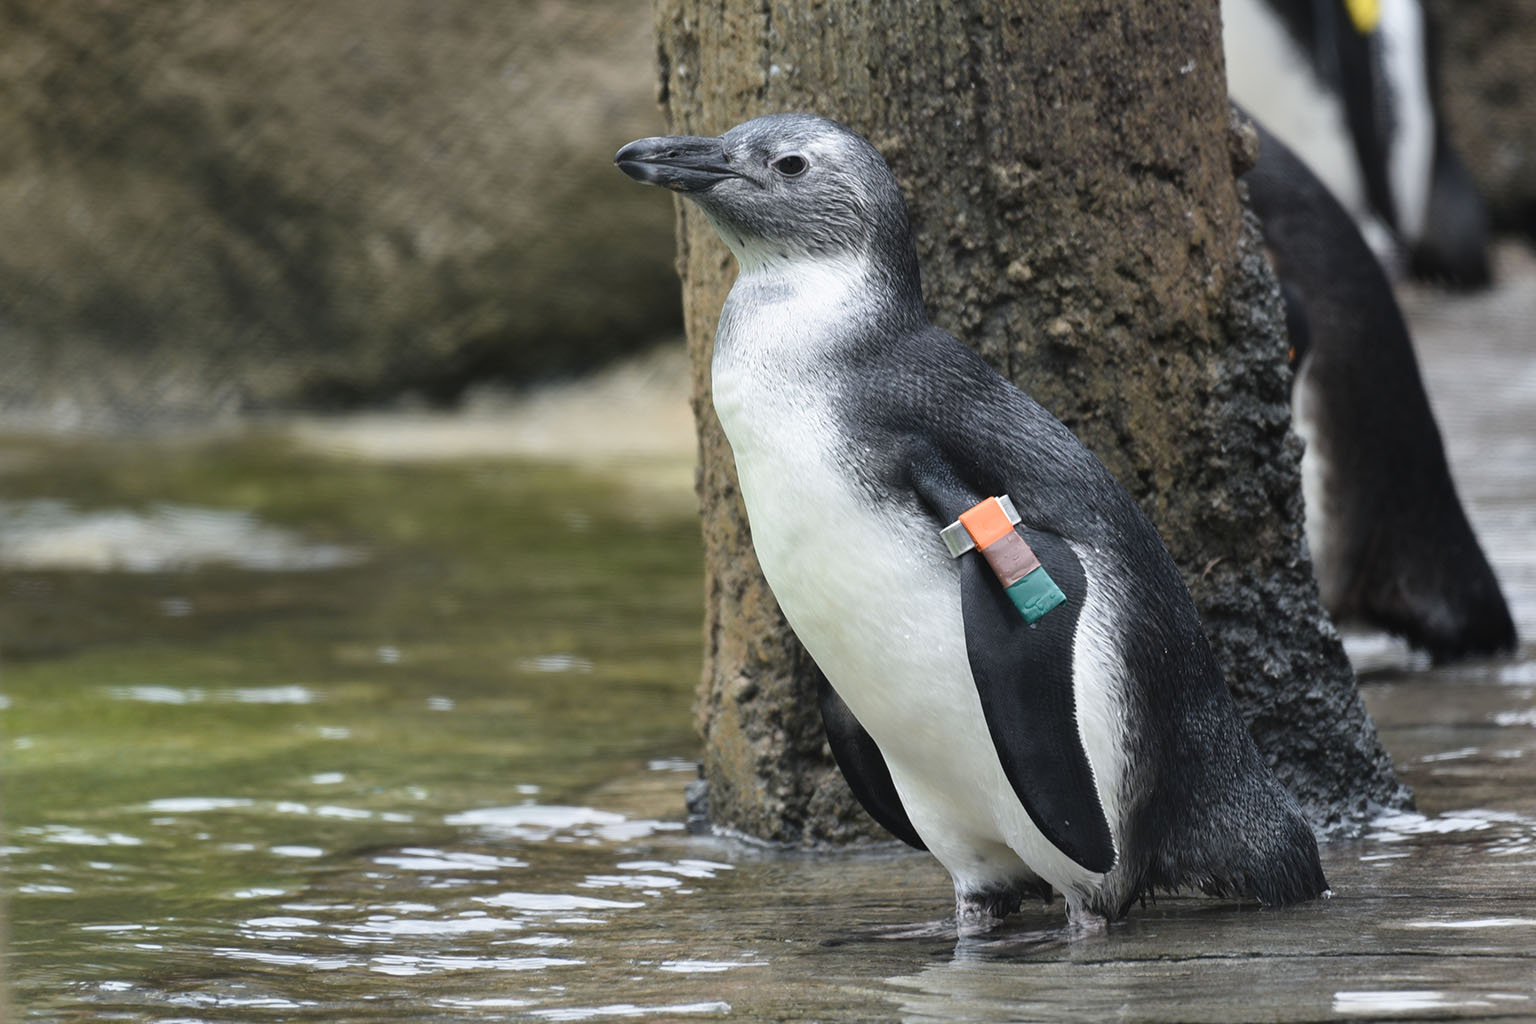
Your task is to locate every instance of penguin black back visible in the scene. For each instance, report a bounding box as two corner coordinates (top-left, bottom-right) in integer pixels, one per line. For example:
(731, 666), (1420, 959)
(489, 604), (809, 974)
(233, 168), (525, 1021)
(619, 112), (1329, 927)
(1244, 118), (1516, 660)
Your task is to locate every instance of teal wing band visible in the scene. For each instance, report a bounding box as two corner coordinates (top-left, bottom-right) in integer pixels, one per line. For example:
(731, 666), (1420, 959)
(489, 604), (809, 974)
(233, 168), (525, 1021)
(939, 494), (1068, 625)
(1005, 566), (1067, 623)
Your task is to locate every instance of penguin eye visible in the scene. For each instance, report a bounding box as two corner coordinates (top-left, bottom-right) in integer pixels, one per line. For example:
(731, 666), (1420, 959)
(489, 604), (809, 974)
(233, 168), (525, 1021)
(771, 154), (809, 177)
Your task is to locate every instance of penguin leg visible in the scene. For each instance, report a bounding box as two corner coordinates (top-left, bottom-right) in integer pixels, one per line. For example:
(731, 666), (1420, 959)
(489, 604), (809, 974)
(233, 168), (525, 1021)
(955, 878), (1047, 936)
(1063, 896), (1109, 936)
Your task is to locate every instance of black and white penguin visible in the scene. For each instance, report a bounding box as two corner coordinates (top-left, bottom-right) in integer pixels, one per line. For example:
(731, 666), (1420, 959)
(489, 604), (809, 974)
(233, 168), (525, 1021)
(616, 113), (1327, 929)
(1244, 117), (1518, 661)
(1222, 0), (1490, 286)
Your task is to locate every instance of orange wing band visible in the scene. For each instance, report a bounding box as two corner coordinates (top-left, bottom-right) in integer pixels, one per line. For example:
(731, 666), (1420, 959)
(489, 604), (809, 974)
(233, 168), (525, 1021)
(958, 497), (1017, 550)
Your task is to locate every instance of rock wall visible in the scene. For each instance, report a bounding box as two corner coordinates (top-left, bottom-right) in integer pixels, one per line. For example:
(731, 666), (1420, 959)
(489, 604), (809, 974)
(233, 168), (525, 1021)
(0, 1), (680, 425)
(658, 0), (1407, 844)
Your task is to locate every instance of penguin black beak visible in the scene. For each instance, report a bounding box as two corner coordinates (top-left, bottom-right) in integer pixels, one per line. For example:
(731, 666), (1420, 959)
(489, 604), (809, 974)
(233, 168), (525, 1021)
(614, 135), (738, 193)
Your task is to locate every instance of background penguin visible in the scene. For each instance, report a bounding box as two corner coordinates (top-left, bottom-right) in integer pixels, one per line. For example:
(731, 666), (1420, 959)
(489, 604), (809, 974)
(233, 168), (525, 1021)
(1243, 115), (1518, 661)
(1223, 0), (1491, 286)
(616, 113), (1327, 930)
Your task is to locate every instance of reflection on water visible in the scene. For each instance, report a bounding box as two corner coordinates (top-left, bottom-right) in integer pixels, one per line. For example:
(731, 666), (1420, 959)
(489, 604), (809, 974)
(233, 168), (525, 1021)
(1332, 991), (1532, 1017)
(2, 435), (716, 1020)
(6, 257), (1536, 1020)
(0, 498), (364, 572)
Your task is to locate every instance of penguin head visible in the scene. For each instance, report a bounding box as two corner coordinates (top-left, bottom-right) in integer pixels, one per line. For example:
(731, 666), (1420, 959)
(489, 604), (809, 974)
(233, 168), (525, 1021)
(616, 113), (920, 284)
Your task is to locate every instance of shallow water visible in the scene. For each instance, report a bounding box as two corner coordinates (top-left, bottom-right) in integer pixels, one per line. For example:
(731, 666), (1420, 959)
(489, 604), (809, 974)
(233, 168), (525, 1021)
(5, 256), (1536, 1021)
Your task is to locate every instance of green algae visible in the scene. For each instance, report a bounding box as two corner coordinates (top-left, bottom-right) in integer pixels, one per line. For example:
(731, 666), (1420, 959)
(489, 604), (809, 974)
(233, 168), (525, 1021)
(1, 430), (706, 1006)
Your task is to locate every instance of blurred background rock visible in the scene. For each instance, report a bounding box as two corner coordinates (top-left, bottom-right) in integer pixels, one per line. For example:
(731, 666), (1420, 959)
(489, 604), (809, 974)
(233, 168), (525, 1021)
(0, 2), (1530, 429)
(1427, 0), (1536, 240)
(0, 0), (679, 428)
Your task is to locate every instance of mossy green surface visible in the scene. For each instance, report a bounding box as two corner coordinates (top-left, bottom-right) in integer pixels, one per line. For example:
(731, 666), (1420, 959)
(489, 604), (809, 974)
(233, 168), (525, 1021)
(1, 432), (704, 995)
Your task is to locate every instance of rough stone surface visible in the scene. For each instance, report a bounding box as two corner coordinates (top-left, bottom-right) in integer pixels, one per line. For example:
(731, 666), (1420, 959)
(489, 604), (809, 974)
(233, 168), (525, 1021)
(0, 0), (680, 426)
(1199, 200), (1411, 830)
(657, 0), (1408, 844)
(1427, 0), (1536, 238)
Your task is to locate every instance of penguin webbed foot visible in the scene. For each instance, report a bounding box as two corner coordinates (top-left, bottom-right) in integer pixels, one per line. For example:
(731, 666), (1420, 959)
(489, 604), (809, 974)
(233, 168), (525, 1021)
(954, 878), (1053, 936)
(1064, 902), (1109, 937)
(954, 899), (1011, 938)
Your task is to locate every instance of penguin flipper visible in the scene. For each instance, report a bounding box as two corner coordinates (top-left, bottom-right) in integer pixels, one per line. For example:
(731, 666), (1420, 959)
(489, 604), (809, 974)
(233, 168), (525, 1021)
(906, 453), (1114, 874)
(959, 530), (1116, 874)
(817, 668), (927, 850)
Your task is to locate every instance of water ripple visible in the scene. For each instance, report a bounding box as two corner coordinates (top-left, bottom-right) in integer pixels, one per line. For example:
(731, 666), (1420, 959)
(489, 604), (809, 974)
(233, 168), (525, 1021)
(19, 824), (143, 847)
(350, 915), (527, 936)
(0, 499), (365, 572)
(656, 958), (766, 974)
(476, 892), (646, 912)
(530, 1002), (732, 1021)
(1333, 990), (1529, 1015)
(373, 848), (528, 871)
(445, 803), (684, 843)
(580, 873), (683, 891)
(614, 858), (732, 879)
(145, 797), (255, 813)
(215, 948), (360, 970)
(110, 685), (320, 705)
(1367, 808), (1529, 839)
(368, 953), (581, 976)
(1399, 917), (1536, 929)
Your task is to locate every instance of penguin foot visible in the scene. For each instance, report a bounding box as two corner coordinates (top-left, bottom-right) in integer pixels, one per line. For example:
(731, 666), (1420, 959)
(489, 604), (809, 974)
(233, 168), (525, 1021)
(1064, 902), (1109, 937)
(954, 879), (1050, 936)
(955, 900), (1011, 938)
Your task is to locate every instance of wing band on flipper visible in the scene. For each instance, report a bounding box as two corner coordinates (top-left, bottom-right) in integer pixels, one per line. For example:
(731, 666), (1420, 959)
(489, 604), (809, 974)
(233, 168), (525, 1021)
(943, 495), (1067, 624)
(907, 456), (1115, 875)
(816, 669), (927, 850)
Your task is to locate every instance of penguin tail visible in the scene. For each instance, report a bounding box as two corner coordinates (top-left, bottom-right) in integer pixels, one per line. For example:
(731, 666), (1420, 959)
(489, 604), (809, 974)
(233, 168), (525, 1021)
(1187, 797), (1330, 908)
(1353, 540), (1518, 663)
(1132, 737), (1330, 911)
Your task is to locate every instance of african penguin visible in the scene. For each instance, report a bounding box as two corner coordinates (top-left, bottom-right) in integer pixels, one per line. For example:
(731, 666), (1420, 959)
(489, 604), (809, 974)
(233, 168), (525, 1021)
(616, 113), (1327, 930)
(1222, 0), (1490, 286)
(1244, 115), (1517, 661)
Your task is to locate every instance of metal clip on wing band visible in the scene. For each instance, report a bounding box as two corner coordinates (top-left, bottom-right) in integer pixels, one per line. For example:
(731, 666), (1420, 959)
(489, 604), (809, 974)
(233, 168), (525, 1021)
(939, 495), (1066, 624)
(939, 494), (1019, 556)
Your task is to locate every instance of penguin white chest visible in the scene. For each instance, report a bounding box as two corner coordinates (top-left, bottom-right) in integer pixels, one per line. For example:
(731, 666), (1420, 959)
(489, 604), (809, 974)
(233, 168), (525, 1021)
(711, 346), (963, 732)
(736, 433), (957, 709)
(713, 363), (1005, 852)
(708, 257), (969, 737)
(707, 260), (1108, 897)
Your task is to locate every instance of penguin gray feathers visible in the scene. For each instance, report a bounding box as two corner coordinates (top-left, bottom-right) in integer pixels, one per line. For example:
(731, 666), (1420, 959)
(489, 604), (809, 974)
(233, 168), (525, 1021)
(618, 113), (1327, 927)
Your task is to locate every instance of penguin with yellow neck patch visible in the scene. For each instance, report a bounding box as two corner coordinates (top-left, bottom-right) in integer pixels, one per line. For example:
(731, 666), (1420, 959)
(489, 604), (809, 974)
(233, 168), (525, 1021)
(1223, 0), (1490, 286)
